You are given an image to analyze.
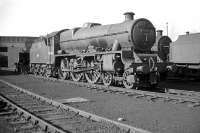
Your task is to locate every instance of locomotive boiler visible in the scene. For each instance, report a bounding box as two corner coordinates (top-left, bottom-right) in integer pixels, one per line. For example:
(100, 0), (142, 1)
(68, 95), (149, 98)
(59, 12), (155, 53)
(30, 12), (165, 89)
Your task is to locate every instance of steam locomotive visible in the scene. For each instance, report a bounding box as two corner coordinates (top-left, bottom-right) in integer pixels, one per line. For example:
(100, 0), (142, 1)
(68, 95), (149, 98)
(30, 12), (166, 89)
(152, 30), (172, 62)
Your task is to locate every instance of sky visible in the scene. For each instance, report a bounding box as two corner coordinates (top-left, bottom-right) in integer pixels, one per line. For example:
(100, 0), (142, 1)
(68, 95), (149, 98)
(0, 0), (200, 41)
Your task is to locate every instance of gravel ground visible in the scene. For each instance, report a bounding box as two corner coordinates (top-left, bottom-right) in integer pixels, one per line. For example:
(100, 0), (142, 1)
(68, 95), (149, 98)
(0, 119), (15, 133)
(0, 71), (200, 133)
(0, 100), (15, 133)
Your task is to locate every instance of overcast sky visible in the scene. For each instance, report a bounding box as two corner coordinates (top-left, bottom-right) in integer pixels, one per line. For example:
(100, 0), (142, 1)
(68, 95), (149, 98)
(0, 0), (200, 41)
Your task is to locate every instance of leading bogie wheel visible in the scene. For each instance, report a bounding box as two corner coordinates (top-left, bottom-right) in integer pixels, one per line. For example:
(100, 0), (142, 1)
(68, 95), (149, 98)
(102, 72), (113, 86)
(123, 70), (136, 89)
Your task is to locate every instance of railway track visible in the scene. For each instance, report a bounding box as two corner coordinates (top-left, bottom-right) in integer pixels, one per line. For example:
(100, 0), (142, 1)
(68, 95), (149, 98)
(165, 88), (200, 99)
(0, 79), (151, 133)
(30, 75), (200, 108)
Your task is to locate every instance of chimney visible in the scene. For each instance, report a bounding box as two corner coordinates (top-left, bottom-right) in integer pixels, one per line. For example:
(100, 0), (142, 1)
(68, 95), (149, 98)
(124, 12), (135, 21)
(186, 31), (189, 35)
(156, 30), (163, 38)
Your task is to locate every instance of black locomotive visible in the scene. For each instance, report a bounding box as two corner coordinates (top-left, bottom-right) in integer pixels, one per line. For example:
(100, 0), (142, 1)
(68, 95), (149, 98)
(152, 30), (172, 62)
(30, 12), (166, 88)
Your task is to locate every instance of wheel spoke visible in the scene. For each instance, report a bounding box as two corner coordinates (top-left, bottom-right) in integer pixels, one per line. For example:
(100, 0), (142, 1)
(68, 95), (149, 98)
(45, 68), (51, 77)
(59, 59), (70, 80)
(71, 72), (83, 82)
(85, 70), (100, 84)
(102, 72), (113, 86)
(123, 71), (135, 89)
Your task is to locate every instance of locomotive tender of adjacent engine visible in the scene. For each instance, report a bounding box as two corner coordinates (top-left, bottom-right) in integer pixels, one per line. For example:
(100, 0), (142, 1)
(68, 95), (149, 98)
(30, 12), (165, 89)
(168, 32), (200, 78)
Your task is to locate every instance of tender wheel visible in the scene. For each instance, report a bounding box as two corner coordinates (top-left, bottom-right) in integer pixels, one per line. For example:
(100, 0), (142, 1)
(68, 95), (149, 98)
(33, 69), (37, 75)
(85, 69), (100, 84)
(40, 67), (45, 76)
(30, 64), (34, 74)
(44, 66), (51, 78)
(34, 65), (38, 75)
(71, 72), (83, 82)
(102, 72), (113, 86)
(38, 65), (43, 76)
(123, 70), (136, 89)
(59, 59), (70, 80)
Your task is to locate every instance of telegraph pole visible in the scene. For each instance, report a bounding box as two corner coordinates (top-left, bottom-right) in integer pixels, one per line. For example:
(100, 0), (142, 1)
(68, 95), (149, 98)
(166, 22), (168, 36)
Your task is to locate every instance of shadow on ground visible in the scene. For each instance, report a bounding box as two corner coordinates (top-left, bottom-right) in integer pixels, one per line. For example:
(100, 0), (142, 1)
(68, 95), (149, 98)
(0, 70), (20, 76)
